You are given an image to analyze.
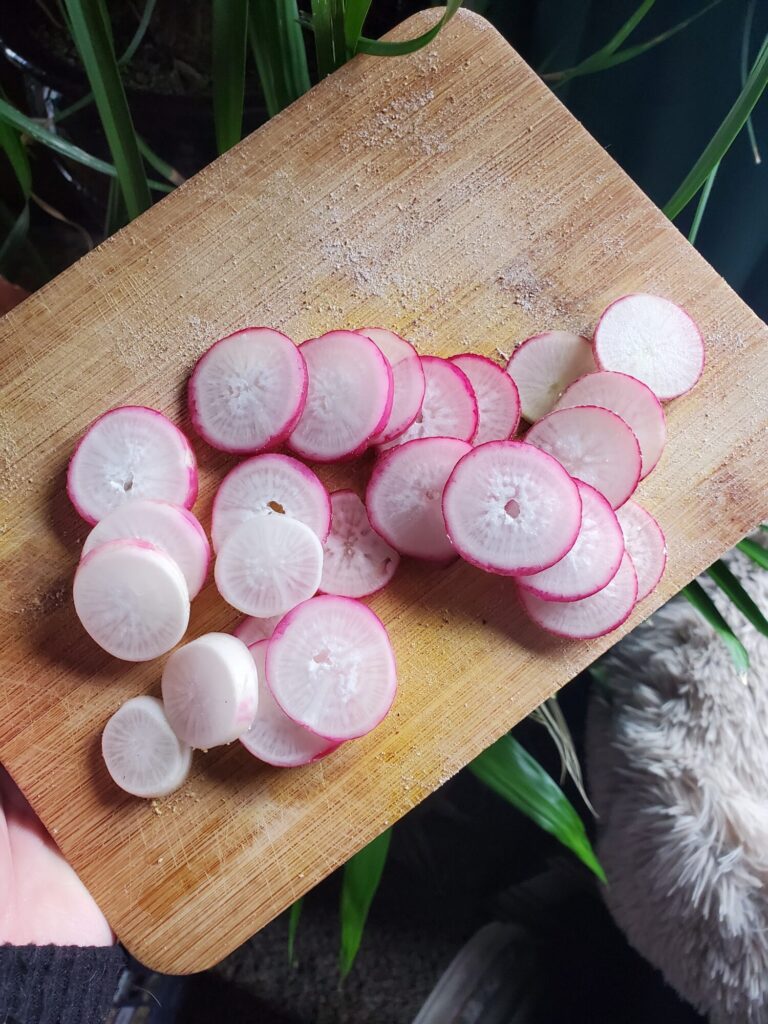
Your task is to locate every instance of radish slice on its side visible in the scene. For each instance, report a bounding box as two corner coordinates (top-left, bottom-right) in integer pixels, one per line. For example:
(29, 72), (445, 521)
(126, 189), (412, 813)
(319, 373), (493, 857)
(266, 596), (397, 741)
(378, 356), (478, 450)
(288, 330), (393, 462)
(233, 614), (285, 645)
(593, 293), (705, 401)
(211, 453), (331, 552)
(320, 489), (400, 598)
(518, 480), (624, 601)
(67, 406), (197, 524)
(356, 328), (426, 445)
(82, 499), (210, 598)
(450, 353), (521, 444)
(215, 514), (323, 616)
(162, 632), (258, 748)
(506, 332), (596, 422)
(442, 441), (582, 576)
(102, 695), (192, 798)
(525, 405), (641, 509)
(616, 500), (667, 601)
(74, 539), (189, 661)
(187, 327), (307, 453)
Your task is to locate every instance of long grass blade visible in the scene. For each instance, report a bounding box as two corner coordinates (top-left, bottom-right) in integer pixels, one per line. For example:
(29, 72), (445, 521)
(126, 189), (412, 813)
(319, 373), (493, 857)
(687, 162), (720, 245)
(707, 559), (768, 638)
(0, 120), (31, 197)
(737, 538), (768, 570)
(339, 828), (391, 977)
(249, 0), (311, 117)
(529, 696), (596, 816)
(137, 136), (184, 186)
(212, 0), (249, 154)
(741, 0), (762, 164)
(357, 0), (462, 57)
(311, 0), (346, 78)
(682, 580), (749, 677)
(119, 0), (156, 66)
(344, 0), (373, 56)
(0, 202), (30, 271)
(287, 896), (303, 965)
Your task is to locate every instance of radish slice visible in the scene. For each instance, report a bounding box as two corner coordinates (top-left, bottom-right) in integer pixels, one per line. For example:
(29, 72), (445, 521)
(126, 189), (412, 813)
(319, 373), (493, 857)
(356, 328), (426, 444)
(211, 453), (331, 552)
(616, 500), (667, 601)
(240, 641), (339, 767)
(593, 293), (705, 401)
(442, 441), (582, 576)
(519, 551), (638, 639)
(214, 514), (323, 616)
(378, 356), (478, 450)
(320, 489), (400, 598)
(187, 327), (308, 454)
(82, 499), (210, 598)
(73, 539), (189, 661)
(162, 632), (258, 748)
(366, 437), (472, 562)
(288, 330), (393, 462)
(266, 596), (397, 742)
(517, 481), (624, 601)
(233, 614), (285, 645)
(67, 406), (197, 525)
(450, 354), (521, 445)
(555, 370), (666, 479)
(525, 406), (641, 509)
(102, 695), (192, 798)
(506, 332), (596, 422)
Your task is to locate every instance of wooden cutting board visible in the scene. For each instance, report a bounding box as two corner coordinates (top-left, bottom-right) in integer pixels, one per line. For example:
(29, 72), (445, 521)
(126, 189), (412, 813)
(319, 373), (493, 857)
(0, 9), (766, 974)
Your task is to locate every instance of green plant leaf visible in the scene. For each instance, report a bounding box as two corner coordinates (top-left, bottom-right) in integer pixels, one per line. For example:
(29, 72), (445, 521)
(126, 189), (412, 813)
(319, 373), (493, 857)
(339, 828), (391, 977)
(137, 136), (184, 186)
(707, 558), (768, 638)
(287, 896), (303, 965)
(311, 0), (346, 78)
(356, 0), (462, 57)
(737, 538), (768, 570)
(0, 120), (32, 198)
(742, 0), (762, 165)
(212, 0), (249, 154)
(687, 162), (719, 245)
(249, 0), (311, 117)
(119, 0), (157, 66)
(682, 580), (750, 676)
(344, 0), (373, 56)
(0, 201), (30, 272)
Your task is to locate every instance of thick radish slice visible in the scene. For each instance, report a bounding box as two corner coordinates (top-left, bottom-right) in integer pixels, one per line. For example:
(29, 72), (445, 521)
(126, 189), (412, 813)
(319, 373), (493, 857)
(82, 499), (210, 598)
(366, 436), (472, 562)
(215, 514), (323, 617)
(593, 293), (705, 401)
(233, 614), (285, 645)
(266, 596), (397, 742)
(378, 356), (478, 450)
(519, 551), (638, 639)
(555, 370), (666, 479)
(187, 327), (307, 454)
(162, 632), (258, 748)
(442, 441), (582, 576)
(506, 332), (596, 422)
(74, 539), (189, 661)
(616, 500), (667, 601)
(102, 695), (192, 798)
(320, 489), (400, 598)
(525, 405), (641, 509)
(67, 406), (197, 524)
(288, 330), (393, 462)
(356, 327), (426, 444)
(241, 641), (339, 767)
(517, 481), (624, 601)
(450, 353), (521, 444)
(211, 453), (331, 552)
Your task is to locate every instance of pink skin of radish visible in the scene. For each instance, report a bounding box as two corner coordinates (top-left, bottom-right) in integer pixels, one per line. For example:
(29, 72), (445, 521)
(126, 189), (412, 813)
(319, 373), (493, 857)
(320, 489), (400, 599)
(102, 695), (192, 798)
(378, 356), (478, 451)
(187, 327), (308, 454)
(506, 332), (596, 422)
(449, 353), (521, 445)
(356, 328), (426, 445)
(616, 500), (667, 601)
(67, 406), (198, 525)
(234, 614), (285, 645)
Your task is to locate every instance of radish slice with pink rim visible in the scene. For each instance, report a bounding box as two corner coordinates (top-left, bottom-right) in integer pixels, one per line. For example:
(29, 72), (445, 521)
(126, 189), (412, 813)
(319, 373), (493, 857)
(356, 327), (426, 444)
(320, 489), (400, 598)
(288, 330), (393, 462)
(517, 480), (624, 601)
(616, 500), (667, 601)
(442, 441), (582, 576)
(234, 614), (285, 645)
(241, 641), (339, 767)
(67, 405), (197, 524)
(450, 353), (521, 444)
(378, 356), (478, 450)
(506, 332), (596, 422)
(102, 696), (192, 798)
(519, 551), (638, 639)
(187, 327), (308, 453)
(266, 595), (397, 742)
(525, 405), (641, 509)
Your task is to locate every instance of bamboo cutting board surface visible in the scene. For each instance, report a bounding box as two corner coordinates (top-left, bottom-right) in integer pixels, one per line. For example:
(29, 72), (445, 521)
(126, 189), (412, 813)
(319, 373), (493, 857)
(0, 9), (766, 973)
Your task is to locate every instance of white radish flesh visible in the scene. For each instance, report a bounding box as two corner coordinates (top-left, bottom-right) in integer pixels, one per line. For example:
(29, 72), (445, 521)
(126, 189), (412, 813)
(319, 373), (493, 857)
(357, 328), (426, 444)
(233, 614), (285, 645)
(450, 353), (521, 445)
(320, 489), (400, 598)
(506, 332), (596, 422)
(378, 356), (478, 450)
(616, 500), (667, 601)
(101, 695), (192, 798)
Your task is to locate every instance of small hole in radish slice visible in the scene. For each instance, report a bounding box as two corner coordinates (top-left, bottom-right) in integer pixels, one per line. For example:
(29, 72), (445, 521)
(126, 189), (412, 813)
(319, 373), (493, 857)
(312, 649), (332, 665)
(123, 475), (134, 492)
(504, 498), (521, 518)
(267, 500), (286, 514)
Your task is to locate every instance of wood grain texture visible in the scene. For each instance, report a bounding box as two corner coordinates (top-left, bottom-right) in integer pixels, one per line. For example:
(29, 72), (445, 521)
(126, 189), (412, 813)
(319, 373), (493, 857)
(0, 9), (766, 973)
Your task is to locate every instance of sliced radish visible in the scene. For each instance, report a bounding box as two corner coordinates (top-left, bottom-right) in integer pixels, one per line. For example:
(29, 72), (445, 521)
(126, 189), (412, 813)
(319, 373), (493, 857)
(82, 499), (210, 598)
(525, 406), (641, 509)
(67, 406), (197, 525)
(366, 437), (472, 562)
(240, 641), (339, 767)
(378, 356), (478, 450)
(211, 453), (331, 552)
(356, 327), (426, 444)
(320, 489), (400, 598)
(162, 632), (258, 748)
(506, 332), (596, 422)
(288, 330), (393, 462)
(517, 481), (624, 601)
(214, 514), (323, 617)
(555, 370), (666, 479)
(442, 441), (582, 576)
(519, 551), (637, 639)
(233, 614), (285, 645)
(616, 500), (667, 601)
(450, 354), (521, 445)
(266, 596), (397, 742)
(102, 695), (192, 798)
(73, 539), (189, 661)
(187, 327), (308, 453)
